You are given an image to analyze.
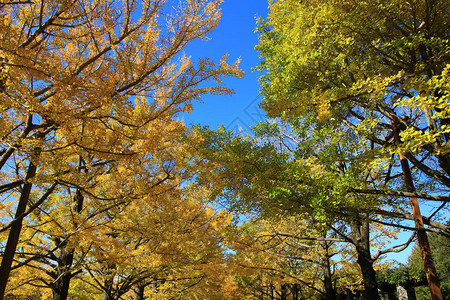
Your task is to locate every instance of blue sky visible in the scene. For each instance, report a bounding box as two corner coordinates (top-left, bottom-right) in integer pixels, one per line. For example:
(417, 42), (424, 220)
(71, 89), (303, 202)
(181, 0), (268, 131)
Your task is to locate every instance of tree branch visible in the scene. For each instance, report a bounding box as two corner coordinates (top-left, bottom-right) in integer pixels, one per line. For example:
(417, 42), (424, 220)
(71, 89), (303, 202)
(348, 187), (450, 202)
(372, 232), (416, 260)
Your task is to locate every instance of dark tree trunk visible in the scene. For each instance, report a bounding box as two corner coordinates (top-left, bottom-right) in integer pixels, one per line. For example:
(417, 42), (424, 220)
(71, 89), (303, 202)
(289, 284), (299, 300)
(357, 250), (379, 300)
(322, 246), (337, 300)
(51, 188), (84, 300)
(100, 263), (119, 300)
(52, 268), (72, 300)
(280, 284), (288, 300)
(0, 160), (37, 299)
(135, 285), (145, 300)
(350, 217), (381, 300)
(385, 285), (396, 300)
(51, 245), (75, 300)
(102, 276), (114, 300)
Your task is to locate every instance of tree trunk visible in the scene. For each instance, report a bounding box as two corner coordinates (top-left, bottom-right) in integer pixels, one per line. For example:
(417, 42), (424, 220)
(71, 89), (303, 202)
(102, 276), (114, 300)
(101, 263), (118, 300)
(52, 262), (73, 300)
(392, 122), (443, 300)
(280, 284), (288, 300)
(323, 258), (337, 300)
(52, 188), (84, 300)
(289, 284), (299, 300)
(0, 160), (37, 299)
(350, 217), (381, 300)
(322, 241), (337, 300)
(135, 285), (145, 300)
(102, 291), (110, 300)
(357, 250), (379, 300)
(386, 286), (396, 300)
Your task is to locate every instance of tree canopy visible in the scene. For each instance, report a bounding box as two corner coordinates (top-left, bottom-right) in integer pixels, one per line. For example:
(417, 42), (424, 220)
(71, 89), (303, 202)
(1, 0), (449, 299)
(191, 0), (449, 299)
(0, 0), (243, 298)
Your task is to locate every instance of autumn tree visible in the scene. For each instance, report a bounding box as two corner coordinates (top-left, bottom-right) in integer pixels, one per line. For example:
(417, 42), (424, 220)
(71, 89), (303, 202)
(0, 0), (242, 298)
(77, 186), (235, 300)
(192, 112), (428, 300)
(255, 0), (449, 299)
(231, 215), (360, 300)
(58, 184), (244, 300)
(5, 133), (190, 298)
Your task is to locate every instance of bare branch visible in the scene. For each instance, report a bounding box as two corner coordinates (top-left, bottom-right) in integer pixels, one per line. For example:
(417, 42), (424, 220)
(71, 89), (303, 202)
(372, 232), (416, 260)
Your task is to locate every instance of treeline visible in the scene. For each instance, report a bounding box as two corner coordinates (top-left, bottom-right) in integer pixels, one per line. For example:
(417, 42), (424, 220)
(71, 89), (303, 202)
(0, 0), (449, 299)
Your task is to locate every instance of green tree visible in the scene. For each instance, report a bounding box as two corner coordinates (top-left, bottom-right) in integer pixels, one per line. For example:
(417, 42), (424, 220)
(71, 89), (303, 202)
(254, 0), (449, 298)
(191, 116), (417, 300)
(408, 230), (450, 300)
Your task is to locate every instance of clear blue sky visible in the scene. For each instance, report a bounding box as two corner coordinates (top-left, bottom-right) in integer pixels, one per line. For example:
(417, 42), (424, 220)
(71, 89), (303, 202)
(181, 0), (268, 131)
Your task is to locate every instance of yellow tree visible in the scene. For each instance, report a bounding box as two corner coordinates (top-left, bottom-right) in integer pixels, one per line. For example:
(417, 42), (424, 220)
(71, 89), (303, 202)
(230, 214), (404, 300)
(77, 187), (235, 299)
(231, 216), (346, 300)
(0, 0), (242, 298)
(4, 139), (243, 299)
(4, 123), (187, 298)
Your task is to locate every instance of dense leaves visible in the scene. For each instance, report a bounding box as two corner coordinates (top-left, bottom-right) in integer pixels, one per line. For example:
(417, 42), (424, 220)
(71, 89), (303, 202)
(1, 0), (449, 299)
(0, 0), (243, 298)
(407, 230), (450, 299)
(250, 0), (449, 298)
(192, 0), (449, 299)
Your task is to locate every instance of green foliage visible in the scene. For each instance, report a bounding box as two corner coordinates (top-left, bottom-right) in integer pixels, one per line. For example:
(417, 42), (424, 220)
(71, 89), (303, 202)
(256, 0), (450, 118)
(250, 0), (450, 297)
(255, 0), (450, 199)
(377, 266), (425, 286)
(407, 231), (450, 299)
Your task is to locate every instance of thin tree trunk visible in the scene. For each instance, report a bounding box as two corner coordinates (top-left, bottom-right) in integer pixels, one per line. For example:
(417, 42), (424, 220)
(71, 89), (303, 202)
(322, 243), (337, 300)
(0, 159), (38, 299)
(51, 166), (84, 300)
(101, 263), (118, 300)
(392, 122), (443, 300)
(280, 284), (288, 300)
(52, 250), (74, 300)
(289, 284), (299, 300)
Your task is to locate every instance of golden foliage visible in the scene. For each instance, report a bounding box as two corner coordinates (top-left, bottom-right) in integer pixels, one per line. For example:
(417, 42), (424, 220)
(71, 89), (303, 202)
(0, 0), (242, 297)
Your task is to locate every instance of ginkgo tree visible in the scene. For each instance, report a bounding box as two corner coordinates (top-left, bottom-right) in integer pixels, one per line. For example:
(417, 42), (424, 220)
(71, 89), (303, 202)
(4, 137), (244, 299)
(0, 0), (243, 298)
(230, 215), (359, 300)
(191, 114), (421, 300)
(59, 186), (236, 299)
(4, 128), (182, 298)
(255, 0), (449, 299)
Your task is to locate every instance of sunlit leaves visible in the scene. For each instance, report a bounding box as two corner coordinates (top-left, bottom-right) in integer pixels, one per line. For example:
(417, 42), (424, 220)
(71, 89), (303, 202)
(0, 0), (243, 297)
